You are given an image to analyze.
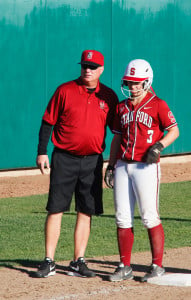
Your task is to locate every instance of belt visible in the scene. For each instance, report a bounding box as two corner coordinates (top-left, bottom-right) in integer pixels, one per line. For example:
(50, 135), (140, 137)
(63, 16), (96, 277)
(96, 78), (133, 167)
(54, 147), (98, 158)
(121, 158), (139, 164)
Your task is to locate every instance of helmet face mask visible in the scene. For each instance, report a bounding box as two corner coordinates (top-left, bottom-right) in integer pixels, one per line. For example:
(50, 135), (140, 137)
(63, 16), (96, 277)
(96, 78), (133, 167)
(121, 79), (146, 99)
(121, 59), (153, 99)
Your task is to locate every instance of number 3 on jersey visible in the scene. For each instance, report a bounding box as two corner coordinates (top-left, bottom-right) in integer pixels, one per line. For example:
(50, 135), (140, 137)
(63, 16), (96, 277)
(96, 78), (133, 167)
(147, 129), (154, 143)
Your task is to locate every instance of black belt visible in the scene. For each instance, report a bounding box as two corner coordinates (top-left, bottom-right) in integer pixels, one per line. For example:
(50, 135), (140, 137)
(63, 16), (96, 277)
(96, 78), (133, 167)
(54, 147), (98, 158)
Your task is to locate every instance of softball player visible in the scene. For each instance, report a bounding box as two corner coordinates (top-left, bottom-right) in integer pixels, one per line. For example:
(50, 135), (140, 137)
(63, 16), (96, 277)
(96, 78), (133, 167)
(105, 59), (179, 282)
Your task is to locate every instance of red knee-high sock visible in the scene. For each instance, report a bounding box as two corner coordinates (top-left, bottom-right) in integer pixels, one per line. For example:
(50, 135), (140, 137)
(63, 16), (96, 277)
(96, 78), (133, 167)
(117, 227), (134, 266)
(148, 223), (165, 267)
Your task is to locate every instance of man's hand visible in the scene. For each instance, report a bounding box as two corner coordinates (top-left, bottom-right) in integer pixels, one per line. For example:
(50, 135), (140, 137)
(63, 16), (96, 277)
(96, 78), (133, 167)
(146, 142), (164, 163)
(36, 154), (50, 174)
(104, 165), (115, 189)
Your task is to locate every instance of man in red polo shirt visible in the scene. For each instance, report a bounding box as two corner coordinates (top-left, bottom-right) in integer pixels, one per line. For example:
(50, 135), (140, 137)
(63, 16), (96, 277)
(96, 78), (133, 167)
(35, 50), (118, 278)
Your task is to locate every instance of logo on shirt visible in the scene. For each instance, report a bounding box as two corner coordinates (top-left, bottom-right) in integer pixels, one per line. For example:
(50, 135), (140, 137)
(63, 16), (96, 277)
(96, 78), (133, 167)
(119, 106), (125, 113)
(121, 111), (153, 128)
(99, 101), (105, 109)
(168, 111), (176, 123)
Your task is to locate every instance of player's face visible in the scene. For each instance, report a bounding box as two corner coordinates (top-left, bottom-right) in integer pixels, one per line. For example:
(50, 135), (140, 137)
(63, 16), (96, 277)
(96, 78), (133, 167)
(127, 81), (144, 98)
(81, 64), (104, 87)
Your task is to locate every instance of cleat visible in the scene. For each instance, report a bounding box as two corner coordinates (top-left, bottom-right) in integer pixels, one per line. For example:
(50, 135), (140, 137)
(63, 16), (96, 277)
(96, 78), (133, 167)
(35, 257), (56, 278)
(67, 257), (96, 278)
(108, 263), (133, 282)
(141, 264), (165, 282)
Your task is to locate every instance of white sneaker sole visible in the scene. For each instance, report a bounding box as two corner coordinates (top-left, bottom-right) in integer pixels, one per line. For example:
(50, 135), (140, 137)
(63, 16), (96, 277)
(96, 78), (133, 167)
(36, 270), (56, 278)
(109, 274), (133, 282)
(44, 270), (56, 277)
(67, 271), (86, 277)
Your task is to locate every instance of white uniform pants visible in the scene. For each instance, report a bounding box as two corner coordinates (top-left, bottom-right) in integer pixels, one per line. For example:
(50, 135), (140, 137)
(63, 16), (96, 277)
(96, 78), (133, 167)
(114, 160), (161, 229)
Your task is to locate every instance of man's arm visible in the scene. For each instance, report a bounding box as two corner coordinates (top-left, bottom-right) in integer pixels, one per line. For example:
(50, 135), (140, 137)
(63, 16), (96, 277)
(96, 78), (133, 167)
(108, 133), (122, 167)
(36, 120), (52, 174)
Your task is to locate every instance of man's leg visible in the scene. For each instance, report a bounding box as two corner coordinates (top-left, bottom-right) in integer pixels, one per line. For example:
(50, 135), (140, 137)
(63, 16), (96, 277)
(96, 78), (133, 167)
(45, 212), (63, 260)
(67, 213), (96, 277)
(35, 212), (63, 278)
(74, 212), (91, 260)
(36, 149), (79, 278)
(68, 155), (102, 278)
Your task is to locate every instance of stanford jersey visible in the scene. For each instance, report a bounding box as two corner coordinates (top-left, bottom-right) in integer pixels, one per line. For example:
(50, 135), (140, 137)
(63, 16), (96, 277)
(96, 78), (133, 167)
(113, 92), (177, 162)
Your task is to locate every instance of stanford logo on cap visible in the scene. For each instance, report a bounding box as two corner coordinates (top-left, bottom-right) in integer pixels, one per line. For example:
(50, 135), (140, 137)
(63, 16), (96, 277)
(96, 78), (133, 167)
(87, 52), (93, 59)
(80, 50), (104, 66)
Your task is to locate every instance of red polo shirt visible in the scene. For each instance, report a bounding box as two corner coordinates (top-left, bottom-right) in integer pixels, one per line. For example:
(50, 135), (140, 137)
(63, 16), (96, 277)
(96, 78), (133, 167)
(43, 77), (118, 155)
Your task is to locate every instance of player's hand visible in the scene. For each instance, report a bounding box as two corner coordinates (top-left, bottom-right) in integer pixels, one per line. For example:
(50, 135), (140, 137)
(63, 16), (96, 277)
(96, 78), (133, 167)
(146, 142), (164, 163)
(36, 155), (50, 174)
(104, 165), (115, 189)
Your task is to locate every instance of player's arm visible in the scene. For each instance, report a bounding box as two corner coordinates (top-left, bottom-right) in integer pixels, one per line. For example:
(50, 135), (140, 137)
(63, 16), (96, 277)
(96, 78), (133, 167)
(159, 125), (179, 148)
(104, 133), (121, 188)
(36, 120), (53, 174)
(146, 125), (179, 163)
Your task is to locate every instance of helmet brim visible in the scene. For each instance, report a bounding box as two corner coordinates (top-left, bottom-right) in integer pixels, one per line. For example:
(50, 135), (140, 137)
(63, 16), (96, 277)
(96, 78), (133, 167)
(122, 76), (149, 82)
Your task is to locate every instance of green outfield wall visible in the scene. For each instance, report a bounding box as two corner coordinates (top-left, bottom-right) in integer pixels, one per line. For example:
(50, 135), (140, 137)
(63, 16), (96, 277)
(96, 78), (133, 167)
(0, 0), (190, 169)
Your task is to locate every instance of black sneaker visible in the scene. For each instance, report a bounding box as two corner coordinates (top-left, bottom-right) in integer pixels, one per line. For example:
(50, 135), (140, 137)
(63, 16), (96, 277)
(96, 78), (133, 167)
(141, 264), (165, 282)
(67, 257), (96, 278)
(35, 257), (56, 278)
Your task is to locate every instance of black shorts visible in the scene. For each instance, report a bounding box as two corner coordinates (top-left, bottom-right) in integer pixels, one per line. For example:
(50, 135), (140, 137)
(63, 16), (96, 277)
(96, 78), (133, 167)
(46, 148), (103, 215)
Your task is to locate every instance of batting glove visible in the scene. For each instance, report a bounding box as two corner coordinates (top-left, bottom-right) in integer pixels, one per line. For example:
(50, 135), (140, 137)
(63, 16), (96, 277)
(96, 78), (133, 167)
(104, 165), (115, 189)
(146, 142), (164, 163)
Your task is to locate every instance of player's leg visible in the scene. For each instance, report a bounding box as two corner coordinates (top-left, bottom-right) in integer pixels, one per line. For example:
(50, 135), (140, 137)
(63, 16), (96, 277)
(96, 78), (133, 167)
(147, 223), (165, 267)
(131, 162), (161, 228)
(131, 162), (165, 281)
(68, 154), (103, 278)
(114, 160), (136, 265)
(141, 224), (165, 282)
(109, 160), (135, 282)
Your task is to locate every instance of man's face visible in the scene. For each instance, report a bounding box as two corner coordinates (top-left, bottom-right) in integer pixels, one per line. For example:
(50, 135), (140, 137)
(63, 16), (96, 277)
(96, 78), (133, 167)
(81, 64), (104, 85)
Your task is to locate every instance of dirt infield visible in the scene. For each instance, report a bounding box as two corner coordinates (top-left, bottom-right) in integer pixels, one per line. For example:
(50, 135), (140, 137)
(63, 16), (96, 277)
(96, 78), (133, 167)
(1, 161), (191, 199)
(0, 161), (191, 299)
(1, 248), (191, 300)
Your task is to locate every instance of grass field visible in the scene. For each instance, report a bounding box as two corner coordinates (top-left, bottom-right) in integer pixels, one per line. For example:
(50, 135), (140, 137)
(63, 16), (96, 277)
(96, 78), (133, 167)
(0, 181), (191, 266)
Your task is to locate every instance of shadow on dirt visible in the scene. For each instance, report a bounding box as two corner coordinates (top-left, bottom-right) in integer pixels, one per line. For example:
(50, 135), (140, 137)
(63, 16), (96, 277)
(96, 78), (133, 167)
(0, 259), (69, 278)
(1, 258), (190, 282)
(87, 259), (191, 282)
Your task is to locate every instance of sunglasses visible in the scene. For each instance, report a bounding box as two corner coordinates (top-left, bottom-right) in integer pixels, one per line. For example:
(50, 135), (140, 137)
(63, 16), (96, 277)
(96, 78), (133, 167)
(81, 64), (98, 70)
